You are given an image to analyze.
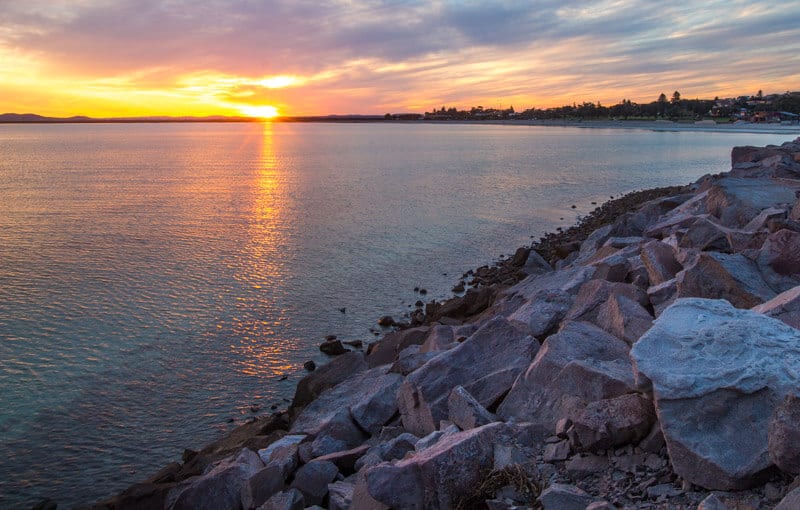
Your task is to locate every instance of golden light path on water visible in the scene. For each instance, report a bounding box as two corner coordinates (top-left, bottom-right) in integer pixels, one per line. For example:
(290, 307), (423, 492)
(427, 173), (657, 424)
(235, 122), (296, 377)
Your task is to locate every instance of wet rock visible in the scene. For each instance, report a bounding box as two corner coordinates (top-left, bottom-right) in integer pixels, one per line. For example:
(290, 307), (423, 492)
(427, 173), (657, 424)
(319, 339), (347, 356)
(753, 285), (800, 329)
(447, 385), (496, 430)
(569, 393), (655, 452)
(769, 393), (800, 475)
(258, 488), (304, 510)
(377, 315), (395, 327)
(291, 352), (367, 411)
(538, 482), (594, 510)
(171, 449), (263, 510)
(303, 360), (316, 371)
(289, 460), (338, 507)
(366, 326), (429, 367)
(630, 298), (800, 489)
(427, 285), (499, 322)
(397, 317), (536, 436)
(497, 321), (635, 431)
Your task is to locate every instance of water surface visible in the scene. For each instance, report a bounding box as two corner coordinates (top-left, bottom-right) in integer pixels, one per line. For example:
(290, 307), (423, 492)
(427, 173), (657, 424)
(0, 122), (794, 507)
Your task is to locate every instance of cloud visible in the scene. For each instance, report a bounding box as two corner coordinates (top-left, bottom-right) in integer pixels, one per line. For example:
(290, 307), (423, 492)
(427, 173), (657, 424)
(0, 0), (798, 115)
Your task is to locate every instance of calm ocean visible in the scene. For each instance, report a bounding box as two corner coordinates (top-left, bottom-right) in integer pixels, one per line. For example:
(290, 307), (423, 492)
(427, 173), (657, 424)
(0, 122), (794, 507)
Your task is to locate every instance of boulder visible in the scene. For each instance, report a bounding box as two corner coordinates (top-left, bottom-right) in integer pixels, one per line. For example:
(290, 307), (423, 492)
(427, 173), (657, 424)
(753, 285), (800, 329)
(564, 279), (647, 324)
(366, 327), (429, 368)
(419, 325), (455, 353)
(568, 393), (655, 452)
(678, 216), (732, 252)
(257, 435), (305, 466)
(639, 240), (682, 286)
(522, 249), (553, 275)
(397, 317), (536, 436)
(327, 481), (354, 510)
(288, 460), (338, 506)
(507, 288), (573, 338)
(427, 285), (499, 322)
(373, 432), (419, 462)
(505, 265), (595, 305)
(743, 206), (787, 232)
(388, 350), (438, 376)
(290, 352), (367, 411)
(775, 487), (800, 510)
(497, 321), (635, 431)
(363, 422), (525, 509)
(756, 229), (800, 292)
(319, 339), (347, 356)
(241, 464), (285, 510)
(630, 298), (800, 489)
(647, 278), (677, 317)
(171, 449), (263, 510)
(447, 385), (496, 430)
(538, 483), (594, 510)
(768, 393), (800, 475)
(589, 247), (635, 283)
(596, 293), (653, 345)
(290, 367), (401, 456)
(675, 252), (774, 308)
(702, 177), (796, 228)
(257, 488), (304, 510)
(543, 440), (571, 462)
(314, 444), (370, 473)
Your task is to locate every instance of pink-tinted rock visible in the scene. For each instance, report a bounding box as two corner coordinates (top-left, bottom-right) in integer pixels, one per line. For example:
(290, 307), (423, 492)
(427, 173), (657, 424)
(676, 252), (774, 308)
(327, 481), (354, 510)
(568, 393), (655, 452)
(289, 460), (338, 506)
(419, 325), (455, 353)
(678, 216), (732, 252)
(775, 486), (800, 510)
(171, 449), (263, 510)
(507, 288), (573, 338)
(743, 207), (787, 231)
(447, 385), (496, 430)
(241, 464), (285, 510)
(291, 352), (367, 411)
(258, 488), (304, 510)
(397, 317), (536, 436)
(640, 240), (682, 286)
(497, 321), (635, 431)
(756, 229), (800, 289)
(768, 393), (800, 475)
(597, 293), (654, 345)
(366, 327), (429, 368)
(703, 177), (796, 228)
(753, 285), (800, 329)
(565, 279), (647, 324)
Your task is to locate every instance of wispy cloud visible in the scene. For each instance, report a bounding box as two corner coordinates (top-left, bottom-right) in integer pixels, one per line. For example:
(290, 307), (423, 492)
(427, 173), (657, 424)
(0, 0), (798, 116)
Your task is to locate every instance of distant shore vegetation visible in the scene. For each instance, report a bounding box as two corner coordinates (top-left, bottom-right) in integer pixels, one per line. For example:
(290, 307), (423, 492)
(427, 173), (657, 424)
(400, 90), (800, 124)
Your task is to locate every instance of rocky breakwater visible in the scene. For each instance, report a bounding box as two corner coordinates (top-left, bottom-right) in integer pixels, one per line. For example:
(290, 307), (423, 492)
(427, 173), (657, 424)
(100, 138), (800, 510)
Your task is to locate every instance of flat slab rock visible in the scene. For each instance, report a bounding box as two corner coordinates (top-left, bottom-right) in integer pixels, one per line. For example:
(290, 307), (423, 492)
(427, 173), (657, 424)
(630, 298), (800, 490)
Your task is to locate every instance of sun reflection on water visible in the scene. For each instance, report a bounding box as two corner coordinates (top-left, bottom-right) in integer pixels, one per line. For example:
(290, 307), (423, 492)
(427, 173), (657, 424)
(232, 122), (298, 377)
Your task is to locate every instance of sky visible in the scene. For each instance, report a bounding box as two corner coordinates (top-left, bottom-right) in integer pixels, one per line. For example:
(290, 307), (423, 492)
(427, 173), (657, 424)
(1, 0), (799, 118)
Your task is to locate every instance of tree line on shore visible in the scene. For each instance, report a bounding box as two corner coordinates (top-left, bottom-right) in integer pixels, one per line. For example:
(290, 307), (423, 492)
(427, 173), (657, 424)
(415, 90), (800, 122)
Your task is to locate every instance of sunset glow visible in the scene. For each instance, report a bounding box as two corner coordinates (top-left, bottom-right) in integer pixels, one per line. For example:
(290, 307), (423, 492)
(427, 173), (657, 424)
(0, 1), (798, 117)
(240, 105), (280, 119)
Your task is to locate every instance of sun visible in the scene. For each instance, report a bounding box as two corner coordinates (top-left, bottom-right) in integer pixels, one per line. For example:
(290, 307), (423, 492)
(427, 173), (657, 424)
(240, 105), (280, 119)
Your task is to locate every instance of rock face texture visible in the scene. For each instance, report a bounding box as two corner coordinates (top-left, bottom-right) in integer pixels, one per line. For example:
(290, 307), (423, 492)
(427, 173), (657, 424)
(630, 298), (800, 490)
(106, 138), (800, 510)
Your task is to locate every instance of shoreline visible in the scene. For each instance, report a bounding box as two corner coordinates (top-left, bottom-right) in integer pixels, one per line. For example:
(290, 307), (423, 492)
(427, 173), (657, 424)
(93, 138), (800, 509)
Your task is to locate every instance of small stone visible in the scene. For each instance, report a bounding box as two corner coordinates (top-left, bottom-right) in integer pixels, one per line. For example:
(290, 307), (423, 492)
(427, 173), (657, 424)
(538, 483), (593, 510)
(543, 440), (571, 463)
(377, 315), (395, 327)
(319, 339), (347, 355)
(419, 288), (428, 295)
(645, 483), (682, 499)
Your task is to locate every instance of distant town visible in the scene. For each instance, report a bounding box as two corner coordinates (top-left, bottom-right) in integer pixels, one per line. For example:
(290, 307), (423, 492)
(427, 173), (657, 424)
(398, 90), (800, 124)
(1, 90), (799, 124)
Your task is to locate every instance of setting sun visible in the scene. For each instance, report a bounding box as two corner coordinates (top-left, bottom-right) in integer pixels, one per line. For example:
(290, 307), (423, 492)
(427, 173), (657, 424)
(240, 105), (280, 119)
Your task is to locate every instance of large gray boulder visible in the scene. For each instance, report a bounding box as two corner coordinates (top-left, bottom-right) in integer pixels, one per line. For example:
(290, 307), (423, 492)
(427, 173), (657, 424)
(171, 449), (264, 510)
(702, 177), (796, 228)
(497, 321), (636, 431)
(290, 352), (367, 412)
(288, 460), (338, 506)
(630, 298), (800, 489)
(397, 317), (536, 436)
(507, 288), (573, 339)
(366, 327), (429, 367)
